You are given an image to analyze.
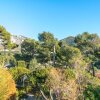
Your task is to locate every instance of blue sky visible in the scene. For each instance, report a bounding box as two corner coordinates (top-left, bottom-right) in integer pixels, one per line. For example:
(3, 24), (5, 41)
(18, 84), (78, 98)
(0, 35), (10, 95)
(0, 0), (100, 40)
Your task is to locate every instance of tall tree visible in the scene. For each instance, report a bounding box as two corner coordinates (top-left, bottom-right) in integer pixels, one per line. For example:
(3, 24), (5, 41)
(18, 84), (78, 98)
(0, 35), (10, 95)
(75, 32), (100, 74)
(0, 25), (11, 49)
(38, 32), (59, 64)
(75, 32), (100, 54)
(56, 45), (83, 68)
(21, 39), (39, 62)
(38, 32), (55, 44)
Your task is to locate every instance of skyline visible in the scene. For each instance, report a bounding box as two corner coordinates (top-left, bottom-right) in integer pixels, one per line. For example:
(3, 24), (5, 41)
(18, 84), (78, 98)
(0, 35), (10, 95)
(0, 0), (100, 40)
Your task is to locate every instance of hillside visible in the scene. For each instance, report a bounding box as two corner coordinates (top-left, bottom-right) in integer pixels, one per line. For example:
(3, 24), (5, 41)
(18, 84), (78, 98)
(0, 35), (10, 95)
(0, 26), (100, 99)
(61, 36), (75, 46)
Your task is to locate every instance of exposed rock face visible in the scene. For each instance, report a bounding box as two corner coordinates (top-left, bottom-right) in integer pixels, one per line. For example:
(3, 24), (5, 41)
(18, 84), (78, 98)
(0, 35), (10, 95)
(11, 35), (27, 45)
(0, 35), (27, 51)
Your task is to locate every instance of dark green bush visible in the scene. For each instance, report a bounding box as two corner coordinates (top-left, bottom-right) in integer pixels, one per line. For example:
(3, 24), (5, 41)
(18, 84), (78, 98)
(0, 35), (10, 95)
(84, 84), (100, 100)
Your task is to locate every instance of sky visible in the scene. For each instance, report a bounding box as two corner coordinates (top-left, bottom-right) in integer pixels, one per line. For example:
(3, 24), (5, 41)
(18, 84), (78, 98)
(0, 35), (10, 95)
(0, 0), (100, 40)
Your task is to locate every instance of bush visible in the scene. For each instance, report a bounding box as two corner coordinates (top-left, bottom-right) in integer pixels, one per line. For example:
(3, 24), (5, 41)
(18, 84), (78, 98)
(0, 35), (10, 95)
(64, 68), (75, 80)
(0, 53), (16, 68)
(0, 55), (4, 67)
(29, 58), (38, 71)
(84, 84), (100, 100)
(17, 60), (26, 67)
(0, 68), (16, 100)
(9, 67), (30, 82)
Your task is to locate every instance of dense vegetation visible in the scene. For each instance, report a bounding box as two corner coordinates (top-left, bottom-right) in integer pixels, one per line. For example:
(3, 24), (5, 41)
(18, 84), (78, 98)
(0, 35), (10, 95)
(0, 25), (100, 100)
(0, 68), (16, 100)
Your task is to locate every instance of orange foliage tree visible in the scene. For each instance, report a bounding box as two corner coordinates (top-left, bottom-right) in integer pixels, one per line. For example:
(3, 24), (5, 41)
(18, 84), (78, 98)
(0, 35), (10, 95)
(0, 68), (16, 100)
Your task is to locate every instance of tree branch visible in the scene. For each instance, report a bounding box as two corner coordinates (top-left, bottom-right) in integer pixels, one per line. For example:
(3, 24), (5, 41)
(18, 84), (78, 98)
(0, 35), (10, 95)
(40, 90), (48, 100)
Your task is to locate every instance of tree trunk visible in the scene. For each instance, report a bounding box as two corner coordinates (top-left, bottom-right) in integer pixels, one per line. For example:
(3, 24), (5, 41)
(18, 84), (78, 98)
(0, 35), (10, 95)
(50, 89), (53, 100)
(92, 63), (95, 76)
(40, 90), (48, 100)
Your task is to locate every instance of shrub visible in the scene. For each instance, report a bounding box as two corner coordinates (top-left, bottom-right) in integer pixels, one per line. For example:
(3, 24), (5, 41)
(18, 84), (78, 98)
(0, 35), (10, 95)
(83, 84), (100, 100)
(9, 67), (30, 81)
(29, 58), (38, 71)
(64, 68), (75, 80)
(0, 68), (16, 100)
(17, 60), (26, 67)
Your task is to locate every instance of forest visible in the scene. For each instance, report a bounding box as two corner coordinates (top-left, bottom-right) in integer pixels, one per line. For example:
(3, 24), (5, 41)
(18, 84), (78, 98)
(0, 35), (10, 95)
(0, 25), (100, 100)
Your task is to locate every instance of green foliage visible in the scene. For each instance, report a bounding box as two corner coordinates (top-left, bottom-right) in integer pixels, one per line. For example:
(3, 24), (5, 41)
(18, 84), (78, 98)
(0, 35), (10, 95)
(38, 32), (55, 44)
(84, 85), (100, 100)
(17, 60), (26, 67)
(0, 25), (6, 32)
(0, 53), (16, 67)
(14, 53), (23, 61)
(0, 55), (5, 67)
(21, 39), (39, 62)
(75, 32), (100, 49)
(0, 26), (100, 99)
(28, 75), (36, 86)
(17, 90), (28, 99)
(64, 68), (75, 80)
(75, 32), (100, 70)
(35, 68), (49, 79)
(9, 67), (30, 81)
(0, 25), (11, 49)
(29, 58), (38, 71)
(57, 45), (82, 68)
(37, 32), (59, 64)
(37, 47), (51, 63)
(9, 43), (18, 49)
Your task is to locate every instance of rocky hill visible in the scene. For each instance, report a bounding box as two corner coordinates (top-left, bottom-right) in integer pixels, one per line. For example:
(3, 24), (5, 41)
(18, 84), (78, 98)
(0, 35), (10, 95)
(61, 36), (75, 46)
